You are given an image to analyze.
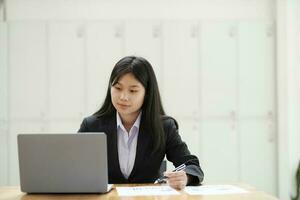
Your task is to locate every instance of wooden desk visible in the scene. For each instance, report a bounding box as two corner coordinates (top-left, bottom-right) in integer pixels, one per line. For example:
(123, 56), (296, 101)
(0, 184), (279, 200)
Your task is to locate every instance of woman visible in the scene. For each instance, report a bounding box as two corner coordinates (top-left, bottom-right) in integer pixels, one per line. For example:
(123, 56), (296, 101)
(78, 56), (204, 190)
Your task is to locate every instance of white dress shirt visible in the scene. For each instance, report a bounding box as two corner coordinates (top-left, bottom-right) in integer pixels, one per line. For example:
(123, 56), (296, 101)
(116, 112), (142, 179)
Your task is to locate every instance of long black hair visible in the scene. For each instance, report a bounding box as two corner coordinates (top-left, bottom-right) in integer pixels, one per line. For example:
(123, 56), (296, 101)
(93, 56), (166, 153)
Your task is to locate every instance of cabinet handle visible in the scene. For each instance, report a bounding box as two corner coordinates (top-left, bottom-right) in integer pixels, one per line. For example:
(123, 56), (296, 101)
(267, 111), (274, 142)
(266, 24), (274, 37)
(40, 112), (45, 118)
(76, 25), (85, 38)
(230, 110), (236, 130)
(190, 25), (198, 38)
(152, 25), (160, 38)
(229, 26), (237, 38)
(115, 26), (123, 38)
(230, 110), (236, 119)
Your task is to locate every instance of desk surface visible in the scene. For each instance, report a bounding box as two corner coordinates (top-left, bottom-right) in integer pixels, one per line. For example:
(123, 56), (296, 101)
(0, 184), (279, 200)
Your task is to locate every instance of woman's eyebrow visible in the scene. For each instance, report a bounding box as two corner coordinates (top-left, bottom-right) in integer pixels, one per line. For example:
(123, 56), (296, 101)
(115, 82), (122, 86)
(115, 82), (140, 88)
(129, 85), (139, 88)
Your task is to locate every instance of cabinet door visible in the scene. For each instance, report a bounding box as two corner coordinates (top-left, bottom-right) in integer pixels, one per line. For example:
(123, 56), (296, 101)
(166, 118), (201, 171)
(200, 22), (237, 118)
(238, 22), (275, 116)
(163, 21), (200, 118)
(176, 118), (201, 158)
(239, 120), (277, 195)
(124, 21), (163, 86)
(0, 23), (8, 122)
(8, 122), (45, 185)
(238, 21), (277, 196)
(200, 120), (239, 182)
(9, 22), (47, 120)
(47, 120), (82, 133)
(48, 22), (85, 120)
(0, 129), (8, 186)
(0, 23), (8, 185)
(85, 21), (123, 115)
(0, 23), (7, 185)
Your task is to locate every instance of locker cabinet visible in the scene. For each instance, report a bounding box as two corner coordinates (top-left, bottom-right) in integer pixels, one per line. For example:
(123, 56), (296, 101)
(199, 22), (239, 182)
(47, 120), (81, 133)
(124, 21), (163, 87)
(200, 119), (239, 182)
(0, 23), (8, 122)
(239, 120), (277, 195)
(85, 21), (123, 115)
(9, 22), (47, 120)
(8, 122), (45, 185)
(0, 23), (8, 186)
(48, 22), (85, 120)
(200, 22), (238, 118)
(163, 21), (200, 118)
(0, 133), (8, 186)
(238, 21), (277, 195)
(238, 22), (275, 117)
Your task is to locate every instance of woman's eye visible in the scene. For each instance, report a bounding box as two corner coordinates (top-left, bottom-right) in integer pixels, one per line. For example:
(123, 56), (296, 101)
(130, 90), (138, 93)
(114, 86), (121, 90)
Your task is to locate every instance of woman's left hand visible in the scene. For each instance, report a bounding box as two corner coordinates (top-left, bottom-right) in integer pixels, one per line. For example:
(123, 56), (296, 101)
(164, 170), (188, 190)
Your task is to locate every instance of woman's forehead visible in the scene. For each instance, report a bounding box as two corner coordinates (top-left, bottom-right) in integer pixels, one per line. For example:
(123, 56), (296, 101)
(116, 73), (142, 87)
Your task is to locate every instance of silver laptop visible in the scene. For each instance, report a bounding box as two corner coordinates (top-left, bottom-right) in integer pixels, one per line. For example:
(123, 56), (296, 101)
(17, 133), (112, 193)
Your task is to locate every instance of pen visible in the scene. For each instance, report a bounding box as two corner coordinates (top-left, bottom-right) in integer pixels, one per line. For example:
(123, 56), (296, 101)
(154, 163), (186, 184)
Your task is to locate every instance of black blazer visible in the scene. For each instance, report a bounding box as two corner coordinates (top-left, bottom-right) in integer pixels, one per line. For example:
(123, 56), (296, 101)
(78, 113), (204, 185)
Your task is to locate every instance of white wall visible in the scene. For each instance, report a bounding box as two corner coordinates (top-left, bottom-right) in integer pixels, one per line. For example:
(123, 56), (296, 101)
(0, 2), (4, 21)
(1, 0), (291, 198)
(4, 0), (274, 20)
(287, 0), (300, 199)
(276, 0), (300, 199)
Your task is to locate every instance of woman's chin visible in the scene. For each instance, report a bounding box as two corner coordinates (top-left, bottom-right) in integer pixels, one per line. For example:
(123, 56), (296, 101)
(117, 109), (141, 117)
(117, 109), (131, 115)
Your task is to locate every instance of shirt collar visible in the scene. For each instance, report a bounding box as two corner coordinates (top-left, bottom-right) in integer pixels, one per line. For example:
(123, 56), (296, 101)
(116, 111), (142, 131)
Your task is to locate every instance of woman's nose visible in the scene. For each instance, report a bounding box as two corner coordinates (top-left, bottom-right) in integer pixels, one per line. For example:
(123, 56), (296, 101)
(120, 92), (129, 101)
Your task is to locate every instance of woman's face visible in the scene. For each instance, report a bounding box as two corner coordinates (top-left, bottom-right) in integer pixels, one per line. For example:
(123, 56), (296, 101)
(111, 73), (146, 118)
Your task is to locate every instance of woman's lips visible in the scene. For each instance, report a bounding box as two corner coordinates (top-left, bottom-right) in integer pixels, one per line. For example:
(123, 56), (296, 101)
(117, 103), (130, 108)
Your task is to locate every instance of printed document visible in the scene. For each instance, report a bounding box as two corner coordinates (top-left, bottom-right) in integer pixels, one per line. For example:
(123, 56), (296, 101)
(116, 186), (180, 196)
(185, 185), (249, 195)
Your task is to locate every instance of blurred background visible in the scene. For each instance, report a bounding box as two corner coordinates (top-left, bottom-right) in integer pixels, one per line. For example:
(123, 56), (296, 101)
(0, 0), (299, 199)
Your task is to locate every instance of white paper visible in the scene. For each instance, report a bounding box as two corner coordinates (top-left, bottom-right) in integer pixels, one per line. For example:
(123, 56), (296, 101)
(107, 184), (113, 192)
(185, 185), (249, 195)
(116, 186), (180, 196)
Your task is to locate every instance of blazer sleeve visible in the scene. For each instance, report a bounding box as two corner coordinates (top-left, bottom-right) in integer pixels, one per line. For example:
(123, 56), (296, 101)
(165, 118), (204, 185)
(78, 118), (89, 132)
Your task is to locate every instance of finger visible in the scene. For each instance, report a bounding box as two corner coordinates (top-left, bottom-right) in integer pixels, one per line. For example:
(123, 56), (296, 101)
(168, 177), (186, 183)
(163, 171), (174, 177)
(175, 179), (186, 185)
(164, 171), (186, 177)
(167, 174), (187, 180)
(176, 182), (186, 190)
(168, 180), (186, 190)
(168, 178), (187, 187)
(166, 173), (187, 182)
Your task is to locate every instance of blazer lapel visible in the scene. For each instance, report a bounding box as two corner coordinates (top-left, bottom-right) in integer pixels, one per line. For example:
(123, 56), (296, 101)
(128, 118), (150, 179)
(104, 115), (125, 180)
